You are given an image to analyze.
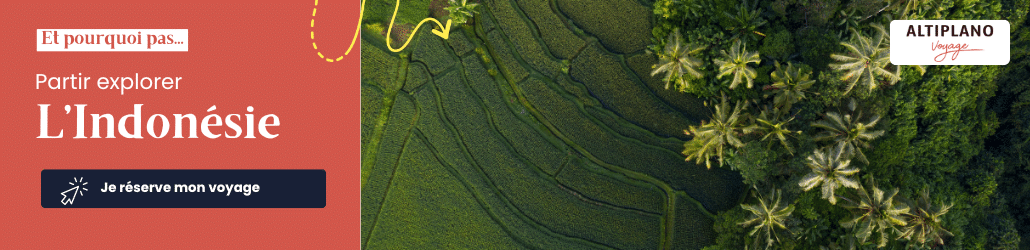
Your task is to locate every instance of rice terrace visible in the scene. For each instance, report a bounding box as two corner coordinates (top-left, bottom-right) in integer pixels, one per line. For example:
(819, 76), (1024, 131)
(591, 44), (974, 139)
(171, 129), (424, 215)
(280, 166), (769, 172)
(360, 0), (1030, 249)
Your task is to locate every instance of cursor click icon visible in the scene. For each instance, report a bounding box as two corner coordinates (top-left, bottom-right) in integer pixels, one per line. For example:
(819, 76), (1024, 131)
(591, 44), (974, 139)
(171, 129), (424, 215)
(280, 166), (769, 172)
(61, 177), (88, 205)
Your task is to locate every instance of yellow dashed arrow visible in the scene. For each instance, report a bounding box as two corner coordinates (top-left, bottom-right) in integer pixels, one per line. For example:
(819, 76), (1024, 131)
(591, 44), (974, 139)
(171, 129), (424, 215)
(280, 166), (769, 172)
(312, 0), (452, 63)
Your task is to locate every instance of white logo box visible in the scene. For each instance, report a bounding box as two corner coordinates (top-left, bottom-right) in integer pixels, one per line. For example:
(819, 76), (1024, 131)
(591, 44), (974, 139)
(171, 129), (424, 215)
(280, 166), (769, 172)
(890, 20), (1009, 65)
(37, 29), (188, 52)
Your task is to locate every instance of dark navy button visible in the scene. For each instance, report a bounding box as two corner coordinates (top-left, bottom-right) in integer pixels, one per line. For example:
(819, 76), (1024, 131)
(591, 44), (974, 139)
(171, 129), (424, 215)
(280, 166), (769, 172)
(41, 170), (325, 208)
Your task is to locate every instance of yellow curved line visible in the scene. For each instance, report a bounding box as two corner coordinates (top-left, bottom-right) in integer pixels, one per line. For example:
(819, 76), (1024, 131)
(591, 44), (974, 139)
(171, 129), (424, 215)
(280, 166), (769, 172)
(344, 0), (366, 55)
(384, 0), (451, 53)
(310, 0), (337, 62)
(327, 0), (451, 60)
(312, 0), (347, 62)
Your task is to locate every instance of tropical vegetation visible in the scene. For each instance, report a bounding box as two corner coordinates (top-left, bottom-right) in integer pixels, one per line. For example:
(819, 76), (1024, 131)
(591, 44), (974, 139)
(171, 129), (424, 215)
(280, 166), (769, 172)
(714, 40), (762, 89)
(745, 107), (800, 154)
(444, 0), (478, 25)
(828, 24), (899, 94)
(740, 189), (795, 250)
(899, 188), (954, 248)
(799, 143), (859, 205)
(682, 94), (748, 169)
(810, 99), (884, 165)
(767, 61), (815, 116)
(652, 29), (706, 91)
(650, 0), (1030, 248)
(839, 178), (910, 248)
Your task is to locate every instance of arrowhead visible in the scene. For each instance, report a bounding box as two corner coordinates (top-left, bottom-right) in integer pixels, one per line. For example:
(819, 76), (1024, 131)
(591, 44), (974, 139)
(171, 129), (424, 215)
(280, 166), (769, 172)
(61, 186), (79, 205)
(432, 19), (452, 40)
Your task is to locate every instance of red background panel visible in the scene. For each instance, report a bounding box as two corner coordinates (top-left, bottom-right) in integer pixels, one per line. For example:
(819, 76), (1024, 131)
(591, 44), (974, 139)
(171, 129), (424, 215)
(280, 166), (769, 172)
(1, 0), (359, 248)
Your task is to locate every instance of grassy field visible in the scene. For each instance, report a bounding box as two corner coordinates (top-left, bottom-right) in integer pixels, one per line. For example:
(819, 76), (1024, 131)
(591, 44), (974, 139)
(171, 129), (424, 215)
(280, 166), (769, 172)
(360, 0), (745, 248)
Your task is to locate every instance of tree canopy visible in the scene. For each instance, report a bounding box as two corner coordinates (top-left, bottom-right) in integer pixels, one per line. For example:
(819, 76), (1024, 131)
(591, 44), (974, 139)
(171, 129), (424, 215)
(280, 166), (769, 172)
(651, 0), (1030, 248)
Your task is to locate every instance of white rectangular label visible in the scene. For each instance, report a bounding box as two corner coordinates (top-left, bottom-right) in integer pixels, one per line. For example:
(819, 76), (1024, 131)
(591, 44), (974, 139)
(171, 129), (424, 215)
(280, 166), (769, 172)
(37, 29), (188, 52)
(889, 20), (1008, 65)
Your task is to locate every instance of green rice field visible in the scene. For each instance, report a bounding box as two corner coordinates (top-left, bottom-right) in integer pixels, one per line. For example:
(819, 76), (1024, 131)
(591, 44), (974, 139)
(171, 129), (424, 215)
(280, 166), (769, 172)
(360, 0), (746, 248)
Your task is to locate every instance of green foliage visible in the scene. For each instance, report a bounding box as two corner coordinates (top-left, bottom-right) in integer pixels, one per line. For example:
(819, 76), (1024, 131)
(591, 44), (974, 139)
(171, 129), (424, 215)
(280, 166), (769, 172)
(652, 0), (699, 50)
(799, 143), (860, 205)
(754, 64), (774, 86)
(359, 0), (1030, 248)
(740, 189), (795, 250)
(966, 171), (997, 209)
(444, 0), (478, 25)
(726, 142), (773, 186)
(898, 188), (954, 248)
(796, 191), (821, 221)
(365, 23), (386, 37)
(683, 94), (749, 169)
(652, 29), (707, 91)
(364, 0), (431, 25)
(985, 216), (1021, 249)
(811, 99), (884, 164)
(828, 24), (899, 94)
(746, 107), (801, 154)
(805, 0), (841, 26)
(798, 28), (840, 71)
(845, 0), (890, 20)
(759, 29), (794, 61)
(992, 13), (1030, 244)
(770, 0), (841, 26)
(714, 40), (762, 89)
(647, 0), (1029, 249)
(839, 178), (910, 248)
(722, 0), (768, 43)
(650, 0), (732, 99)
(835, 8), (862, 40)
(370, 0), (1030, 248)
(886, 0), (932, 19)
(706, 207), (749, 249)
(767, 61), (816, 115)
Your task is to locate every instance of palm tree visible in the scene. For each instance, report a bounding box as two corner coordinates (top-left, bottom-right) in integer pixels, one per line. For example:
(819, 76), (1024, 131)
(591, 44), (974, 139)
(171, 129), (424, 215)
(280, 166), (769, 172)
(723, 0), (767, 43)
(715, 40), (761, 89)
(839, 178), (910, 248)
(766, 61), (816, 115)
(651, 29), (706, 92)
(745, 107), (800, 154)
(683, 94), (748, 169)
(899, 188), (953, 247)
(811, 99), (884, 164)
(445, 0), (479, 25)
(829, 24), (900, 94)
(740, 189), (794, 250)
(798, 143), (860, 205)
